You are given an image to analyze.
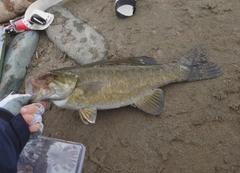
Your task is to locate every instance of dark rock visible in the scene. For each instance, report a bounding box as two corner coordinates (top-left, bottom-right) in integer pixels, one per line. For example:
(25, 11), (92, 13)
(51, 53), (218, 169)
(0, 31), (39, 99)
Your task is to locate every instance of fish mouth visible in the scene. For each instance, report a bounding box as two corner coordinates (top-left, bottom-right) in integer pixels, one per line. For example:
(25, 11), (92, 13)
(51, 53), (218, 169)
(25, 75), (57, 102)
(25, 76), (39, 101)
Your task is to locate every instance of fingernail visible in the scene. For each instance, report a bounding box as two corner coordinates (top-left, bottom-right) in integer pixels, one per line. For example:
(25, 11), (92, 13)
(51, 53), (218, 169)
(21, 107), (27, 114)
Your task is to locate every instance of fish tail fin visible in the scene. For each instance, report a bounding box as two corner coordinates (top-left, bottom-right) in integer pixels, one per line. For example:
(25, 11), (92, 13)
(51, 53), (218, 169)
(176, 45), (221, 81)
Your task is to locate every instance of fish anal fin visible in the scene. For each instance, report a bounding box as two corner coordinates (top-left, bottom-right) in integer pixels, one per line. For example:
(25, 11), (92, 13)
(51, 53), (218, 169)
(79, 108), (97, 124)
(79, 113), (89, 124)
(133, 88), (164, 115)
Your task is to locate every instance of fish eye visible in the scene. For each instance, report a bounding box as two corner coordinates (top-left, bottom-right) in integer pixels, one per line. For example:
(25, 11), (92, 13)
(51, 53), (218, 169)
(46, 72), (52, 77)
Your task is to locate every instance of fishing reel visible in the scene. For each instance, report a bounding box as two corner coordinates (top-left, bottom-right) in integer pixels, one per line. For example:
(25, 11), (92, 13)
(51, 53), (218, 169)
(4, 9), (54, 34)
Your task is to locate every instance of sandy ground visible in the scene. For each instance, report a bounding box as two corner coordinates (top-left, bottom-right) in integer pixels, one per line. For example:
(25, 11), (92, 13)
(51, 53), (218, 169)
(18, 0), (240, 172)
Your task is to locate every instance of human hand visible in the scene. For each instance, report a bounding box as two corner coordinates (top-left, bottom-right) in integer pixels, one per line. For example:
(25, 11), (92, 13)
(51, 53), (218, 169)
(20, 101), (46, 139)
(0, 93), (45, 139)
(0, 93), (31, 115)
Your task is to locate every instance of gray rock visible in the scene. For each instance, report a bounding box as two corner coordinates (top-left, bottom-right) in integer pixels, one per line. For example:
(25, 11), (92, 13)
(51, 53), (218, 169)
(0, 0), (35, 23)
(0, 31), (39, 99)
(46, 5), (109, 65)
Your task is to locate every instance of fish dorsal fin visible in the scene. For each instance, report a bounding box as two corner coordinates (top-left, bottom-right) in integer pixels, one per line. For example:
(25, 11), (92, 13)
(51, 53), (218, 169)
(133, 88), (165, 115)
(80, 56), (157, 67)
(113, 56), (157, 65)
(79, 108), (97, 124)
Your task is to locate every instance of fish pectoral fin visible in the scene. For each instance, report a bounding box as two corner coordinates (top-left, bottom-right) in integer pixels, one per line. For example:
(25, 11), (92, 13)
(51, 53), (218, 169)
(79, 108), (97, 124)
(133, 88), (164, 115)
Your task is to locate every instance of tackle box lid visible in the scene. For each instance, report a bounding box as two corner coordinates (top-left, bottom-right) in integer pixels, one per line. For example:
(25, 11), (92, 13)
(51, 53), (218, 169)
(17, 135), (86, 173)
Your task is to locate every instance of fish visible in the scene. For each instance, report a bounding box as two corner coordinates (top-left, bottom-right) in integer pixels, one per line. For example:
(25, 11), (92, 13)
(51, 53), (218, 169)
(25, 45), (221, 124)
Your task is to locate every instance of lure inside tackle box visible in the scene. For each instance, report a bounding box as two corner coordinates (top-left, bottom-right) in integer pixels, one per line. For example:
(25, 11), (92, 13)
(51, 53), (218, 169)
(17, 136), (86, 173)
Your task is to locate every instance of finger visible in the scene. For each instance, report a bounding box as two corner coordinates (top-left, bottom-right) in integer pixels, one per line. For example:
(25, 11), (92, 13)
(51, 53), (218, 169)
(21, 113), (35, 124)
(29, 123), (40, 133)
(40, 100), (47, 107)
(9, 94), (31, 105)
(20, 104), (40, 115)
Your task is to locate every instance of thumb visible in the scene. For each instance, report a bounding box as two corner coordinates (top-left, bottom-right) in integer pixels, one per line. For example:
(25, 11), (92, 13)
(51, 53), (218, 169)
(0, 94), (31, 115)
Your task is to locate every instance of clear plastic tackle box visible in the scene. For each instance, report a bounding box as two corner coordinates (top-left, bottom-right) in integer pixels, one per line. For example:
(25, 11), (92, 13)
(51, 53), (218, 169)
(17, 135), (86, 173)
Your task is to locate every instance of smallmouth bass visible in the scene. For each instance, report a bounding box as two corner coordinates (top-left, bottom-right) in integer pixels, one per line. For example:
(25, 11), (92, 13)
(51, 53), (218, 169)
(25, 45), (221, 124)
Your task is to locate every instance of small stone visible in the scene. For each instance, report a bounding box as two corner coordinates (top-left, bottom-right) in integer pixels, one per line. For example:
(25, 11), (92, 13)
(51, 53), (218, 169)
(31, 60), (38, 68)
(42, 56), (50, 62)
(212, 91), (228, 100)
(0, 31), (39, 99)
(119, 138), (130, 147)
(46, 5), (109, 65)
(192, 119), (205, 126)
(228, 101), (240, 111)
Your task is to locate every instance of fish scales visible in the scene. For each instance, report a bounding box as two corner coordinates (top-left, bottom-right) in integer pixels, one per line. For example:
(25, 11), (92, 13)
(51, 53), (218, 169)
(26, 45), (221, 124)
(52, 64), (188, 108)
